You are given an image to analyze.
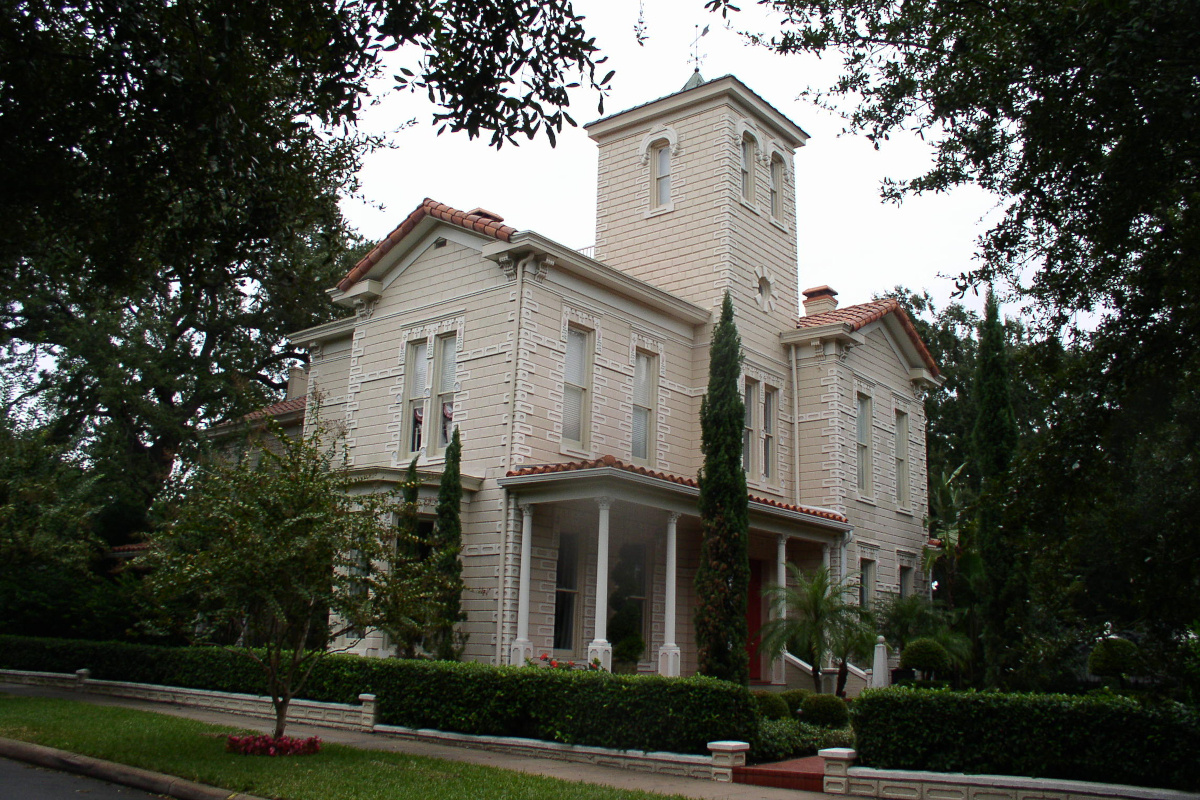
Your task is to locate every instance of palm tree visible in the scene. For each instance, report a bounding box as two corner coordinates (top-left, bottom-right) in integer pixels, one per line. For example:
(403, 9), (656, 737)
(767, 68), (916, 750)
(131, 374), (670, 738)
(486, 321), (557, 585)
(759, 564), (868, 693)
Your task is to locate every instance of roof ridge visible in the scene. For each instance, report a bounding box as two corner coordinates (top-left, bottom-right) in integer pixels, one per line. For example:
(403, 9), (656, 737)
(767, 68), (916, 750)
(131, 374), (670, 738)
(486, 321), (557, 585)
(796, 298), (939, 377)
(337, 198), (517, 292)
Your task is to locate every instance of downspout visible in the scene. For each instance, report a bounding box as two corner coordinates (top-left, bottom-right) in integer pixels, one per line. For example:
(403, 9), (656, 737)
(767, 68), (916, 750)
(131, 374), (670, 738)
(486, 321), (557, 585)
(790, 343), (802, 507)
(496, 253), (535, 665)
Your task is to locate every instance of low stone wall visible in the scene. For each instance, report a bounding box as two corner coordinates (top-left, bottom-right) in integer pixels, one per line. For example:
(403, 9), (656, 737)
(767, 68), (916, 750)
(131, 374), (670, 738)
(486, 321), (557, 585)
(819, 748), (1200, 800)
(1, 668), (717, 780)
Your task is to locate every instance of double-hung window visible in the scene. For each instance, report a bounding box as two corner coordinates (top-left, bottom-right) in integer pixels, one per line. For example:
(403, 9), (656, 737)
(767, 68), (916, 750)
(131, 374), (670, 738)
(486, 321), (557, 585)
(563, 326), (591, 448)
(770, 155), (783, 218)
(857, 393), (873, 494)
(762, 387), (777, 481)
(742, 379), (757, 473)
(405, 339), (429, 456)
(652, 142), (671, 209)
(554, 533), (580, 652)
(741, 135), (756, 202)
(859, 558), (877, 608)
(631, 351), (656, 462)
(432, 334), (457, 454)
(895, 410), (910, 506)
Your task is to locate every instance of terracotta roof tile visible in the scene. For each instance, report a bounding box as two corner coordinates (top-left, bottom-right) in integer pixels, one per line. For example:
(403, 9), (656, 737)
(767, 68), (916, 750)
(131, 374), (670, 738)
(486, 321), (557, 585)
(797, 298), (940, 378)
(506, 454), (848, 524)
(239, 396), (307, 422)
(337, 198), (517, 292)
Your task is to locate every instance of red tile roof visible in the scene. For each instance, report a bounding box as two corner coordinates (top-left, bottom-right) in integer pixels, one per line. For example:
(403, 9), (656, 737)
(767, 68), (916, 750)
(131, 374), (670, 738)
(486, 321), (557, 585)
(337, 198), (517, 292)
(506, 454), (848, 524)
(797, 298), (940, 378)
(238, 396), (307, 422)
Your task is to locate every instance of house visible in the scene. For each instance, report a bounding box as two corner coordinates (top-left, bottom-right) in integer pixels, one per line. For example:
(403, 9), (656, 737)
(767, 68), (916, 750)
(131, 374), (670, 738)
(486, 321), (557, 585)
(285, 73), (941, 689)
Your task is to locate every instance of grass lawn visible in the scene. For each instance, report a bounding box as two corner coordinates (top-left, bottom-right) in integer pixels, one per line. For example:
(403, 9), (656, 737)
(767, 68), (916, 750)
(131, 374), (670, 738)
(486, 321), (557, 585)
(0, 695), (687, 800)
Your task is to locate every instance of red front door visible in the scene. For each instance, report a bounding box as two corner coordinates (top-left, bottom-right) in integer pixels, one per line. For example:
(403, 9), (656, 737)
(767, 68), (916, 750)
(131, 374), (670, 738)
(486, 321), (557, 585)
(747, 559), (764, 681)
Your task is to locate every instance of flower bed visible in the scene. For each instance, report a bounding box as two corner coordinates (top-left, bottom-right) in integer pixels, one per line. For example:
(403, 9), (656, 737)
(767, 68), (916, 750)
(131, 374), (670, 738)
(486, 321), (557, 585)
(226, 734), (321, 756)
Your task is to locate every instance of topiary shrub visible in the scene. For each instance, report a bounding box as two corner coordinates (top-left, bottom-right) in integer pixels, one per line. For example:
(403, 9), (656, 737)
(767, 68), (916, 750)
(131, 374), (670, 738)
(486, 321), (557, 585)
(900, 638), (950, 677)
(753, 690), (790, 720)
(1088, 638), (1139, 680)
(801, 693), (849, 728)
(779, 688), (811, 717)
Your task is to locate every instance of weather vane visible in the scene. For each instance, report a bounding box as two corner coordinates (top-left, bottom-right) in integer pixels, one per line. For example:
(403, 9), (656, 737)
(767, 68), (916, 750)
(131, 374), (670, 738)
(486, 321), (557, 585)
(689, 24), (710, 72)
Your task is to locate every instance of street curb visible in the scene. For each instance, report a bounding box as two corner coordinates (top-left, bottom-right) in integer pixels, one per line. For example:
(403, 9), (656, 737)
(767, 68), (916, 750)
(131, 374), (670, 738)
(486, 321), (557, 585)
(0, 737), (269, 800)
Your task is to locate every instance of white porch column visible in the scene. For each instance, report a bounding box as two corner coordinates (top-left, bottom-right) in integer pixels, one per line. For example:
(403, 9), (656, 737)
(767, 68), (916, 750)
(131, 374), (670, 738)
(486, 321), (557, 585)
(771, 533), (788, 684)
(509, 502), (535, 665)
(658, 512), (682, 677)
(587, 497), (614, 670)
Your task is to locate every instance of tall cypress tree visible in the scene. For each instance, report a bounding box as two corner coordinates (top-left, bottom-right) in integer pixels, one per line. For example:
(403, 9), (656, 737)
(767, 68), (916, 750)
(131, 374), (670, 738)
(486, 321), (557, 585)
(695, 292), (751, 684)
(973, 288), (1021, 685)
(388, 458), (424, 658)
(429, 428), (466, 660)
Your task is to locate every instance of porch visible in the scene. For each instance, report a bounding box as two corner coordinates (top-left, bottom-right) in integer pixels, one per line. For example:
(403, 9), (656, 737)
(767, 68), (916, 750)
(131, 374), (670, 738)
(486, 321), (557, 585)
(498, 456), (852, 679)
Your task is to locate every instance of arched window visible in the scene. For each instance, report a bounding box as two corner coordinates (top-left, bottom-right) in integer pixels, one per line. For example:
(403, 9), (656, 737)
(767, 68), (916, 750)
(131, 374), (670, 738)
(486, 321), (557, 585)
(740, 133), (757, 202)
(770, 154), (784, 218)
(652, 140), (671, 208)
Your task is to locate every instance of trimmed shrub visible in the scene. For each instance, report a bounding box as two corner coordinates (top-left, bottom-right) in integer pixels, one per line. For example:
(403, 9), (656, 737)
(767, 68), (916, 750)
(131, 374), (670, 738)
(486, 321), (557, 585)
(0, 635), (755, 755)
(750, 718), (801, 763)
(852, 687), (1200, 791)
(801, 693), (849, 728)
(753, 690), (790, 720)
(779, 688), (811, 717)
(1088, 638), (1139, 679)
(899, 638), (950, 676)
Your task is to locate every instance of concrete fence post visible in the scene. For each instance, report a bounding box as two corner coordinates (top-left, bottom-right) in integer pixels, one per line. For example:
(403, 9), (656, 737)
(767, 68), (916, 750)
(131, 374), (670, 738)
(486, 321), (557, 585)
(819, 747), (857, 794)
(357, 693), (377, 731)
(707, 740), (749, 782)
(74, 669), (90, 692)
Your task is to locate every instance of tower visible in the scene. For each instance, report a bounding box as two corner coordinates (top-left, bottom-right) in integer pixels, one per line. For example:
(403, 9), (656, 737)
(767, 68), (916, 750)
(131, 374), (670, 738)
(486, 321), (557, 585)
(585, 73), (809, 346)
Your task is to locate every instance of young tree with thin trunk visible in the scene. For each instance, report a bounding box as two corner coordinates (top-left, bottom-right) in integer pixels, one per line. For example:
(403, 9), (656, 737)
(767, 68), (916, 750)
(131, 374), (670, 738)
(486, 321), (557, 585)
(145, 417), (425, 738)
(694, 292), (750, 685)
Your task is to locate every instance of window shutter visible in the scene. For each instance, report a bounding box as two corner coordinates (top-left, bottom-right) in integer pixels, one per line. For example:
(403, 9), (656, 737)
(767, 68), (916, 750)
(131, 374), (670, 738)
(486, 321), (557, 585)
(411, 341), (428, 393)
(438, 335), (456, 394)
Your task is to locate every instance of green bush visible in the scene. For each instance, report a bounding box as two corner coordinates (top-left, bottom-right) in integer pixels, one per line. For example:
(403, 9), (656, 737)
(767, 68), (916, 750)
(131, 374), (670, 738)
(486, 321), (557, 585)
(779, 688), (811, 717)
(800, 693), (849, 728)
(753, 690), (790, 720)
(852, 687), (1200, 791)
(750, 718), (801, 763)
(1088, 638), (1139, 678)
(899, 638), (950, 676)
(0, 635), (755, 755)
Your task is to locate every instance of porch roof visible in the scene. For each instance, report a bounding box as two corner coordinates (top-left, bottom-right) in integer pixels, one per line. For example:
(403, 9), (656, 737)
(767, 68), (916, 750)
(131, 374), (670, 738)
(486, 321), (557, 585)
(500, 455), (851, 539)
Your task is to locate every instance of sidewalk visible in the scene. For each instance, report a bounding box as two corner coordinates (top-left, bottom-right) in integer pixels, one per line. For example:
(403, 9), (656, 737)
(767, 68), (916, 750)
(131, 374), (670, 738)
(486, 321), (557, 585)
(0, 683), (825, 800)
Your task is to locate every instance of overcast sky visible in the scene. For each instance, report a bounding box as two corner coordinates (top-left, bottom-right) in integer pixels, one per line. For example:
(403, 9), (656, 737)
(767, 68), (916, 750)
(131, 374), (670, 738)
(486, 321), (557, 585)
(339, 0), (1000, 317)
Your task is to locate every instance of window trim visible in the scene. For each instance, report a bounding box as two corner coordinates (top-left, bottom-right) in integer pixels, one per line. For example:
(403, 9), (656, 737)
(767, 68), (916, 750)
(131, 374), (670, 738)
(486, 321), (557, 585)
(740, 134), (757, 203)
(562, 325), (593, 451)
(856, 392), (874, 497)
(403, 338), (430, 458)
(769, 155), (784, 219)
(651, 140), (672, 211)
(631, 350), (657, 465)
(430, 333), (458, 458)
(895, 409), (910, 508)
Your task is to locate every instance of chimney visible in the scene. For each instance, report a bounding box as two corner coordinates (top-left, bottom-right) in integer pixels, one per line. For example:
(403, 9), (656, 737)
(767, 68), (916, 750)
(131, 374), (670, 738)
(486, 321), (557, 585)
(286, 366), (308, 400)
(802, 285), (839, 316)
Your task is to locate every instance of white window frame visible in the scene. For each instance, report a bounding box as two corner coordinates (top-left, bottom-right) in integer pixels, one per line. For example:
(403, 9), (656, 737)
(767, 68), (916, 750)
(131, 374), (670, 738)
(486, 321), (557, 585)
(742, 378), (758, 474)
(770, 155), (784, 219)
(895, 409), (910, 507)
(403, 339), (429, 458)
(562, 325), (593, 450)
(762, 386), (777, 482)
(553, 532), (582, 656)
(631, 350), (656, 464)
(857, 392), (873, 496)
(740, 134), (757, 203)
(652, 141), (671, 210)
(430, 333), (457, 457)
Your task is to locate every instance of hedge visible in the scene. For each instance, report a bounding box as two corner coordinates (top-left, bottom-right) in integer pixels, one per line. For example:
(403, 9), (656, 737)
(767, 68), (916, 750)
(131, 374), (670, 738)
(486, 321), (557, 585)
(852, 687), (1200, 791)
(0, 636), (755, 755)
